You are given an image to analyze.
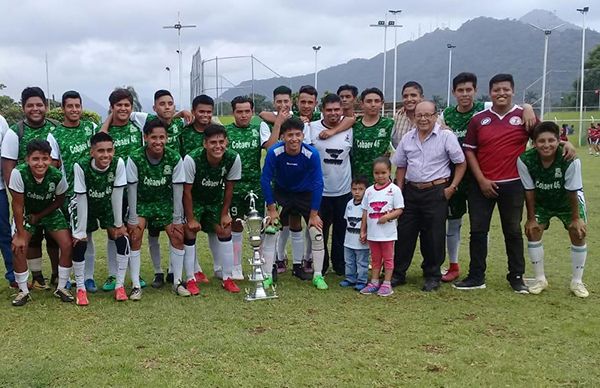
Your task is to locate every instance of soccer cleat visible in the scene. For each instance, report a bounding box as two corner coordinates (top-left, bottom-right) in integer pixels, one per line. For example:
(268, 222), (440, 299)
(232, 265), (244, 280)
(222, 278), (240, 293)
(174, 283), (191, 297)
(453, 277), (486, 290)
(377, 284), (394, 297)
(54, 288), (75, 303)
(139, 278), (147, 288)
(292, 264), (312, 281)
(195, 272), (209, 284)
(129, 287), (143, 301)
(360, 283), (380, 295)
(528, 279), (549, 295)
(302, 259), (314, 274)
(114, 286), (128, 301)
(570, 281), (589, 298)
(339, 280), (355, 287)
(276, 260), (287, 274)
(30, 275), (50, 291)
(102, 276), (117, 292)
(312, 275), (328, 290)
(84, 279), (97, 293)
(12, 291), (31, 307)
(263, 276), (273, 289)
(441, 268), (460, 282)
(186, 279), (200, 296)
(151, 273), (165, 289)
(76, 289), (89, 306)
(509, 276), (529, 294)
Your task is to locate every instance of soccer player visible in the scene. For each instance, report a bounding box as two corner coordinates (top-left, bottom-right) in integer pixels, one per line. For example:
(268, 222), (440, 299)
(183, 124), (242, 293)
(9, 140), (72, 306)
(47, 90), (98, 291)
(226, 96), (271, 280)
(1, 87), (61, 289)
(126, 118), (188, 300)
(518, 121), (588, 298)
(0, 114), (15, 288)
(260, 117), (327, 290)
(72, 132), (128, 305)
(352, 87), (394, 185)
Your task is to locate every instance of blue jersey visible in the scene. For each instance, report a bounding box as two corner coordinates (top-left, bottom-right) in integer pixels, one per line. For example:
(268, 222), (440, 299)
(261, 142), (324, 211)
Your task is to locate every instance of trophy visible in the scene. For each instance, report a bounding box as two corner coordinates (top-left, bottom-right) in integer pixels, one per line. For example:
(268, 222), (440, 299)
(237, 191), (278, 302)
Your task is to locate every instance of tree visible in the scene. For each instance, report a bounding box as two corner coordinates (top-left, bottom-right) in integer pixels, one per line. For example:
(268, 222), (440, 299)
(567, 44), (600, 108)
(431, 95), (446, 111)
(477, 94), (491, 103)
(247, 93), (272, 113)
(0, 95), (23, 125)
(46, 107), (101, 125)
(524, 90), (540, 105)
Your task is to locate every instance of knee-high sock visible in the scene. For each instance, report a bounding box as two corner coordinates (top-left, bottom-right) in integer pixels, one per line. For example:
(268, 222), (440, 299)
(446, 218), (462, 264)
(116, 252), (128, 288)
(276, 226), (289, 262)
(84, 233), (95, 280)
(527, 240), (545, 281)
(290, 230), (304, 265)
(184, 243), (196, 281)
(107, 239), (117, 277)
(73, 261), (85, 290)
(208, 234), (220, 273)
(304, 228), (312, 260)
(170, 245), (184, 285)
(15, 270), (29, 294)
(129, 250), (141, 288)
(262, 233), (277, 277)
(571, 244), (587, 283)
(148, 235), (162, 274)
(232, 231), (243, 268)
(58, 265), (71, 289)
(214, 235), (234, 279)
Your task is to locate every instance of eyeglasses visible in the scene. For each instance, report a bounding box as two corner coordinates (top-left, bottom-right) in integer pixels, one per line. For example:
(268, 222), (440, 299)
(415, 113), (437, 119)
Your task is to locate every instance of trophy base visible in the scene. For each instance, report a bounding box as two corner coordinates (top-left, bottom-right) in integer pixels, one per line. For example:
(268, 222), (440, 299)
(244, 294), (279, 302)
(244, 285), (278, 302)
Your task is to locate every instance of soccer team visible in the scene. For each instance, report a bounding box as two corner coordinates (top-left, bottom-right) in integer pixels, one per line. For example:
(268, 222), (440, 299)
(0, 70), (590, 307)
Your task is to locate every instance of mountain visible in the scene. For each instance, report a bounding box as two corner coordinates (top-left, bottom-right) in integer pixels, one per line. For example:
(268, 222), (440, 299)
(80, 92), (108, 120)
(519, 9), (580, 31)
(221, 11), (600, 107)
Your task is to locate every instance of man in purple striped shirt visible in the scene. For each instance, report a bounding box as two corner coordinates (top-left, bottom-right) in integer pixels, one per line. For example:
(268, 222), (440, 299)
(390, 101), (466, 291)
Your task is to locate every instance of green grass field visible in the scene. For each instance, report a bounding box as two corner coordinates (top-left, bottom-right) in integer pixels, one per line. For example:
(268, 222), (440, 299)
(1, 129), (599, 386)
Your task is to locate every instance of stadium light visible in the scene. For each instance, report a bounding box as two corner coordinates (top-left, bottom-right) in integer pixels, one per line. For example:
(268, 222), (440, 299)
(446, 43), (456, 108)
(577, 6), (589, 146)
(163, 12), (196, 107)
(370, 14), (402, 115)
(389, 10), (402, 117)
(312, 45), (321, 91)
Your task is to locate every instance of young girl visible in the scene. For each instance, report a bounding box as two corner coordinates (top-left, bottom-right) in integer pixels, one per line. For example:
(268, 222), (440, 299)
(359, 157), (404, 297)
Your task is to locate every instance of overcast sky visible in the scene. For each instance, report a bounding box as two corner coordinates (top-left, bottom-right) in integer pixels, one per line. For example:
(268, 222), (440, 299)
(1, 0), (599, 111)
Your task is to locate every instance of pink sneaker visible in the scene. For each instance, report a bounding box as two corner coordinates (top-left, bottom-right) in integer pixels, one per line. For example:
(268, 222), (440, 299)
(377, 284), (394, 297)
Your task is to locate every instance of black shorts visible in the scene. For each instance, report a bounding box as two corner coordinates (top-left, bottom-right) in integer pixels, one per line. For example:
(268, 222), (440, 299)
(274, 189), (312, 226)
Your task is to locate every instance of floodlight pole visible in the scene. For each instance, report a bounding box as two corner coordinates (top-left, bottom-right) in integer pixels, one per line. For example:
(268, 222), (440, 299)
(370, 15), (402, 115)
(577, 6), (589, 146)
(165, 67), (172, 90)
(163, 12), (196, 107)
(312, 46), (321, 90)
(389, 10), (402, 117)
(446, 44), (456, 108)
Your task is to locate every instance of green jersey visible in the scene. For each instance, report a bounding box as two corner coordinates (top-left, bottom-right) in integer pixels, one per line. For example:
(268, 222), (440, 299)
(442, 101), (485, 145)
(225, 122), (263, 184)
(183, 148), (242, 206)
(145, 114), (186, 148)
(108, 121), (142, 160)
(351, 116), (394, 183)
(48, 120), (97, 195)
(74, 156), (126, 209)
(9, 164), (67, 215)
(517, 146), (583, 213)
(8, 119), (58, 162)
(179, 124), (205, 156)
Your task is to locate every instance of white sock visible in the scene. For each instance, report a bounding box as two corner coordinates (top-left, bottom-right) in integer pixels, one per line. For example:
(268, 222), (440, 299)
(28, 257), (42, 272)
(84, 233), (95, 280)
(107, 239), (117, 277)
(73, 261), (85, 290)
(304, 228), (312, 260)
(129, 250), (141, 288)
(58, 265), (71, 289)
(148, 235), (162, 274)
(116, 253), (128, 288)
(15, 270), (29, 294)
(215, 237), (234, 279)
(184, 244), (196, 281)
(232, 231), (243, 267)
(571, 244), (587, 283)
(170, 245), (185, 284)
(208, 233), (219, 273)
(262, 233), (277, 277)
(527, 240), (545, 281)
(446, 218), (462, 264)
(290, 230), (304, 265)
(277, 226), (289, 262)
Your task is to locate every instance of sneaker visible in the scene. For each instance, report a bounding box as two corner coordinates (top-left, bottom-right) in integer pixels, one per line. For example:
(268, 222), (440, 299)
(151, 273), (165, 289)
(528, 279), (548, 295)
(360, 283), (380, 295)
(174, 282), (191, 297)
(570, 281), (589, 298)
(139, 278), (147, 288)
(102, 276), (117, 292)
(84, 279), (97, 293)
(12, 291), (31, 307)
(222, 278), (240, 293)
(354, 283), (367, 291)
(441, 268), (460, 282)
(453, 277), (486, 290)
(312, 275), (328, 290)
(115, 286), (128, 301)
(129, 287), (143, 301)
(195, 272), (209, 284)
(377, 284), (394, 297)
(232, 265), (244, 280)
(166, 272), (174, 284)
(292, 264), (312, 281)
(339, 280), (355, 287)
(76, 289), (89, 306)
(53, 288), (74, 303)
(509, 276), (529, 294)
(263, 276), (274, 289)
(186, 279), (200, 296)
(276, 260), (287, 274)
(302, 259), (314, 274)
(30, 276), (50, 291)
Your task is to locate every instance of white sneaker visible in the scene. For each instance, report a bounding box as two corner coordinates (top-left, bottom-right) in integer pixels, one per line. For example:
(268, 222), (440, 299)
(232, 265), (244, 280)
(174, 283), (191, 297)
(570, 281), (589, 298)
(528, 279), (548, 295)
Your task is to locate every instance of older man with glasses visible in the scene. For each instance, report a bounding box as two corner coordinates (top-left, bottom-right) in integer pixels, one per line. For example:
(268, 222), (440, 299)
(390, 101), (466, 291)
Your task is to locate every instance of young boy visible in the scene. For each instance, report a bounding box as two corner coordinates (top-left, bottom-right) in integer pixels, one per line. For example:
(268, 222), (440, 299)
(72, 132), (128, 305)
(339, 176), (370, 291)
(9, 140), (72, 306)
(126, 119), (188, 300)
(517, 121), (588, 298)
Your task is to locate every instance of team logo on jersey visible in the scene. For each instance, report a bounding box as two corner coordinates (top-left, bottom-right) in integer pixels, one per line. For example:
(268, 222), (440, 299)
(107, 172), (115, 183)
(555, 168), (562, 178)
(481, 117), (492, 126)
(164, 165), (172, 175)
(251, 129), (259, 138)
(378, 128), (387, 138)
(48, 182), (56, 193)
(509, 116), (522, 126)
